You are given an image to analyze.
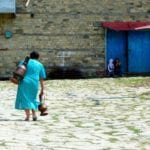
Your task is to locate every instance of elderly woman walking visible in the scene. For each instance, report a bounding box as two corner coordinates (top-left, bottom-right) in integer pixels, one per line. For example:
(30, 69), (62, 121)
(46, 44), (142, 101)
(15, 51), (46, 121)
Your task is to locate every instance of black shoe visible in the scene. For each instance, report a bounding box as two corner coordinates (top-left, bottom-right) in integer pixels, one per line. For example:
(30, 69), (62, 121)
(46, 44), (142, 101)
(32, 116), (37, 121)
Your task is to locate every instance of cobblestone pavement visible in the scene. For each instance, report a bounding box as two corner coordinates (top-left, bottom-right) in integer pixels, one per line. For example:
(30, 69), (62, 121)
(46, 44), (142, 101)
(0, 77), (150, 150)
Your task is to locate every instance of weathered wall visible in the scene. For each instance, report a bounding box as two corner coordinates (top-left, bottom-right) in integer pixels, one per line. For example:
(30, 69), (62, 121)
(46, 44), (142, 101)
(0, 0), (150, 78)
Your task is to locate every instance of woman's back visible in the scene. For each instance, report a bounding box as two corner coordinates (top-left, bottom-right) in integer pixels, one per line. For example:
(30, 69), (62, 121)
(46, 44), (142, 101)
(24, 59), (45, 81)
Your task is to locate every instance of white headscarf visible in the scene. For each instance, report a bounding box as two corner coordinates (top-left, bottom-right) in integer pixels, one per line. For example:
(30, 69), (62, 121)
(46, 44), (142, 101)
(108, 58), (114, 72)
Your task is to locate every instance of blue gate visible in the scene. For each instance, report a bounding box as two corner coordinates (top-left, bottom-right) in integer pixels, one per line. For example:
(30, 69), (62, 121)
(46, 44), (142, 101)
(106, 29), (127, 73)
(106, 29), (150, 74)
(128, 31), (150, 73)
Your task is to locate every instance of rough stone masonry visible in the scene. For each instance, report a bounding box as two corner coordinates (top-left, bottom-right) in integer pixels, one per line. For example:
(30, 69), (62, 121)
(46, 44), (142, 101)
(0, 0), (150, 78)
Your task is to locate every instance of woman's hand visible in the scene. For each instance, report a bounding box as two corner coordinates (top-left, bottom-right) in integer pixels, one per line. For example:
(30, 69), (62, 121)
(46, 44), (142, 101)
(40, 89), (44, 96)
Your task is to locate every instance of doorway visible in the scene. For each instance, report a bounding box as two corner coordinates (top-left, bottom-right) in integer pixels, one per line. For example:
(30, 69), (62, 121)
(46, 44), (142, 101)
(106, 29), (150, 74)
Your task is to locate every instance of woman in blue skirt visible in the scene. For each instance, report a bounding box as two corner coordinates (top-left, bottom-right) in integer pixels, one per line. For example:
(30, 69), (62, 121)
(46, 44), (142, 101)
(15, 51), (46, 121)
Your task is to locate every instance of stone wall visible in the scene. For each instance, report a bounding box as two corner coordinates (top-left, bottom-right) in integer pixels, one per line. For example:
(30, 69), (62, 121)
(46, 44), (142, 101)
(0, 0), (149, 78)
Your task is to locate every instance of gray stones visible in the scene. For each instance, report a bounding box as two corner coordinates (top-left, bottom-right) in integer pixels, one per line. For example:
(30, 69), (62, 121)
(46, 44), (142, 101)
(0, 77), (150, 149)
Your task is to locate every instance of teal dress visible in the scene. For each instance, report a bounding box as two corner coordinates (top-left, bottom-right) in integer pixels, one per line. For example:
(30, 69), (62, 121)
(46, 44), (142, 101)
(15, 59), (46, 110)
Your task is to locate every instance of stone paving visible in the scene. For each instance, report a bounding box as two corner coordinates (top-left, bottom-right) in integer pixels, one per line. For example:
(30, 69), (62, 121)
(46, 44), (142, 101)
(0, 77), (150, 150)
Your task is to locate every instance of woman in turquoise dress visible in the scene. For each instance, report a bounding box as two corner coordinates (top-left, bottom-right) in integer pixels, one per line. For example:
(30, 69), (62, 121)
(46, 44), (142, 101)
(15, 51), (46, 121)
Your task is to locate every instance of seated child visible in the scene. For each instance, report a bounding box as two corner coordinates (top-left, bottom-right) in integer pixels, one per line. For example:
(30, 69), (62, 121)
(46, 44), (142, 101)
(107, 58), (114, 77)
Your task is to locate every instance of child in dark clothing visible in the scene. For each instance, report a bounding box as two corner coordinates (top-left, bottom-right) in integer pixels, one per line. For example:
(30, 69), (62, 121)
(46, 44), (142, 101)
(113, 58), (122, 77)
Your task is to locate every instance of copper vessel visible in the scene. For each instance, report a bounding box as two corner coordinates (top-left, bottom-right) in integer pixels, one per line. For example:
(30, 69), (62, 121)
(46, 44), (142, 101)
(10, 56), (29, 84)
(38, 94), (48, 116)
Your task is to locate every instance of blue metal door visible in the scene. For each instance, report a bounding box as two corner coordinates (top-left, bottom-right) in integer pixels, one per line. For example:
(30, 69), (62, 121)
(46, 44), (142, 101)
(128, 31), (150, 73)
(106, 29), (127, 73)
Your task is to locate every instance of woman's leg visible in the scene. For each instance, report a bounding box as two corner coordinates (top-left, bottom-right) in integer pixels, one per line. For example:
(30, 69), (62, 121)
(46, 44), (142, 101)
(32, 109), (37, 121)
(24, 109), (30, 121)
